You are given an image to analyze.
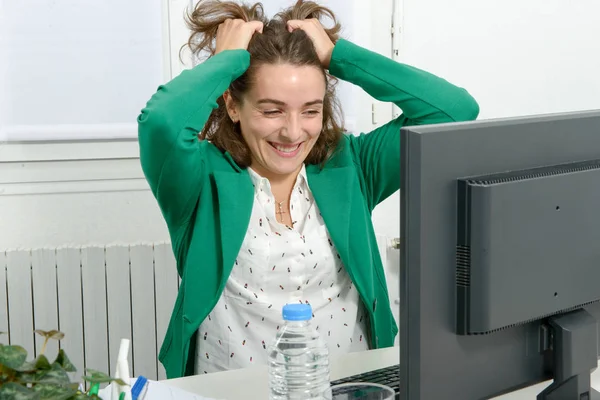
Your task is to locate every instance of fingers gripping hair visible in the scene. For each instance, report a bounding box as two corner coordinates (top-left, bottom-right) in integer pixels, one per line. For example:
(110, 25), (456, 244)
(183, 0), (341, 60)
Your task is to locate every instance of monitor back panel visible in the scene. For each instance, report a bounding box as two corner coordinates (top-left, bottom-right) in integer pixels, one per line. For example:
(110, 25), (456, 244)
(457, 160), (600, 334)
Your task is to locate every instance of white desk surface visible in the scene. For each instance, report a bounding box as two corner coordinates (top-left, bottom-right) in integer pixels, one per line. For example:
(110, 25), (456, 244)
(163, 346), (600, 399)
(164, 348), (396, 400)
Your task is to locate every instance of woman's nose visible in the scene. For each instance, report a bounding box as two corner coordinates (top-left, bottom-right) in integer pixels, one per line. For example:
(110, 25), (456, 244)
(282, 114), (303, 141)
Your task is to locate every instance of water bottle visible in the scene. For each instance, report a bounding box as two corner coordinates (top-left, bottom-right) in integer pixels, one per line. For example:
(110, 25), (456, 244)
(268, 303), (332, 400)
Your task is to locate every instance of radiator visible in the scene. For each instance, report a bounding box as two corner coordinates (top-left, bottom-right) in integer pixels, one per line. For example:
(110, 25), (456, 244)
(0, 242), (178, 381)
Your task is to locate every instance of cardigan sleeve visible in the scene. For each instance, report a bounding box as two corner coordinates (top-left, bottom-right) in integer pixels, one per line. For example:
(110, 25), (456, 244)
(137, 50), (250, 231)
(328, 39), (480, 209)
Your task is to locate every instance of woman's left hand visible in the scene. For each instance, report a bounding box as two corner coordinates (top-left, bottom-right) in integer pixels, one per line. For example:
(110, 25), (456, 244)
(287, 18), (335, 69)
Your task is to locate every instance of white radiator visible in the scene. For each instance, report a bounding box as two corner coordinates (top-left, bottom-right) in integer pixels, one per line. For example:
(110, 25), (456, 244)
(0, 242), (178, 381)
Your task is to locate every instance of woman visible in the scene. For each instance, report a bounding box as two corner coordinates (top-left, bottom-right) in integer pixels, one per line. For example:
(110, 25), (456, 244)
(138, 0), (479, 378)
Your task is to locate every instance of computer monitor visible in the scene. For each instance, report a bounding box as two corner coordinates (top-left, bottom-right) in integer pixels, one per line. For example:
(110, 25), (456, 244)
(399, 110), (600, 399)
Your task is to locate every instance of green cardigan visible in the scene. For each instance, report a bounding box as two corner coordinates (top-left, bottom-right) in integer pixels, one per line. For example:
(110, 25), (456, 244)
(137, 39), (479, 379)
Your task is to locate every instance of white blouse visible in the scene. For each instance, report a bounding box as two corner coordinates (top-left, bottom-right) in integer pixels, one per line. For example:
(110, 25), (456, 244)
(195, 165), (369, 374)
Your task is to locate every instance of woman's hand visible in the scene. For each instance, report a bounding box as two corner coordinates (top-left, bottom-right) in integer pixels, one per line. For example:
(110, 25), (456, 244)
(287, 18), (335, 69)
(215, 19), (263, 54)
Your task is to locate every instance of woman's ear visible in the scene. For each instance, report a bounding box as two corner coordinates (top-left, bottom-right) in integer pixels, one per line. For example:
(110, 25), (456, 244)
(223, 90), (239, 123)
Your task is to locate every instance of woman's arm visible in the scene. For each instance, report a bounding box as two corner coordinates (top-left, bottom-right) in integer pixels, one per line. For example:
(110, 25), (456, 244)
(329, 39), (480, 209)
(137, 50), (250, 231)
(330, 39), (479, 124)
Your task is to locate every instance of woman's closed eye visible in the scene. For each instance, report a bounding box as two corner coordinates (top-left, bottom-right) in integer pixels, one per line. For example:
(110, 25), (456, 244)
(262, 110), (282, 116)
(261, 109), (320, 117)
(303, 109), (321, 116)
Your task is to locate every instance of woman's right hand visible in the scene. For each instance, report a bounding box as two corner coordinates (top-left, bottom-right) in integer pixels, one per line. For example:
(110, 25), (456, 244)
(215, 19), (263, 54)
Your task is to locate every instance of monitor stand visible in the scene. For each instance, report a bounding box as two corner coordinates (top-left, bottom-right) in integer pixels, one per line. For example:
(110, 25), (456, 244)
(538, 308), (600, 400)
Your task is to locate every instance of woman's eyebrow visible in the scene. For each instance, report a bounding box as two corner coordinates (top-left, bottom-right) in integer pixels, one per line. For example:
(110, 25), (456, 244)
(256, 98), (323, 106)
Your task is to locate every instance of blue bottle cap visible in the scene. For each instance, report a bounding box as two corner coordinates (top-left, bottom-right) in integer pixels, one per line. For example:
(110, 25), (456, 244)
(282, 303), (312, 321)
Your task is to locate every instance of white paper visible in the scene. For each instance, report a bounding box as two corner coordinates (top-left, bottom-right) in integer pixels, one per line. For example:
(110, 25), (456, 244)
(99, 377), (223, 400)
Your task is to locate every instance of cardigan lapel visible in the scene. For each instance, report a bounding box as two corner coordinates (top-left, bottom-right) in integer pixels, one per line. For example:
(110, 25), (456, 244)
(306, 165), (353, 266)
(214, 169), (254, 282)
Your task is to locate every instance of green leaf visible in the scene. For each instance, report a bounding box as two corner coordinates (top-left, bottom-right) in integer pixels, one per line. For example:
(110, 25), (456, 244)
(13, 360), (37, 373)
(53, 349), (77, 373)
(31, 383), (76, 400)
(15, 370), (38, 383)
(36, 363), (71, 386)
(81, 368), (112, 384)
(34, 354), (51, 370)
(1, 364), (18, 381)
(12, 355), (51, 374)
(33, 330), (65, 341)
(82, 368), (127, 386)
(0, 382), (38, 400)
(72, 394), (93, 400)
(65, 382), (80, 392)
(0, 344), (28, 370)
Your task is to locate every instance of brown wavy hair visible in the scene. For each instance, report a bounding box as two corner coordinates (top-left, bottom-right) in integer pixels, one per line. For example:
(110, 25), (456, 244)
(184, 0), (345, 167)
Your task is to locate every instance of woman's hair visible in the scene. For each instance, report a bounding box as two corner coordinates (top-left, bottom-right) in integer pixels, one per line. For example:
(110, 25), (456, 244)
(184, 0), (345, 167)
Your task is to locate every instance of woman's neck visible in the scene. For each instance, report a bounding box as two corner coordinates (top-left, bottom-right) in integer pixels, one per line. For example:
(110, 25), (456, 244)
(249, 164), (302, 227)
(269, 175), (297, 204)
(249, 165), (302, 203)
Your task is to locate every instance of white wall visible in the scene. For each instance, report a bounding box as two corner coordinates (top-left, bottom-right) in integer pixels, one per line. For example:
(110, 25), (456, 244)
(0, 0), (166, 141)
(0, 141), (167, 249)
(399, 0), (600, 120)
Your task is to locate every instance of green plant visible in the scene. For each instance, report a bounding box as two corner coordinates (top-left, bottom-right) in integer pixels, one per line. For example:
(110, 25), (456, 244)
(0, 330), (126, 400)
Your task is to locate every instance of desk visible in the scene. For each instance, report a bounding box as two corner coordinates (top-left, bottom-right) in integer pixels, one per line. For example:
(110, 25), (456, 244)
(163, 347), (600, 399)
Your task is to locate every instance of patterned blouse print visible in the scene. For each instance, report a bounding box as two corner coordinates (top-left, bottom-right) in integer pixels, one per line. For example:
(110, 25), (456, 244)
(195, 165), (369, 373)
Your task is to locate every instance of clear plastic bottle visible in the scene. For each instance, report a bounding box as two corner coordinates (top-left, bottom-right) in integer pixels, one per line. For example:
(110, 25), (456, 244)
(268, 303), (332, 400)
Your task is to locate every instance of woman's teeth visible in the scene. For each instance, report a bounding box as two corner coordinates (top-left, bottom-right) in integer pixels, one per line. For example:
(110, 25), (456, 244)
(271, 143), (300, 153)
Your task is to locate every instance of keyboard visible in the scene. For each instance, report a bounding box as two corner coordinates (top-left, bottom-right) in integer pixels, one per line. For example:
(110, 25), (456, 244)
(330, 364), (400, 399)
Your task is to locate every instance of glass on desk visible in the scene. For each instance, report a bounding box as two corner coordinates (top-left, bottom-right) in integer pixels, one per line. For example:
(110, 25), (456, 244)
(326, 382), (395, 400)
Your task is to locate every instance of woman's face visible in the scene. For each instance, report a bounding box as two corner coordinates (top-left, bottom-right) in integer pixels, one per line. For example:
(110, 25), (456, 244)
(225, 63), (326, 181)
